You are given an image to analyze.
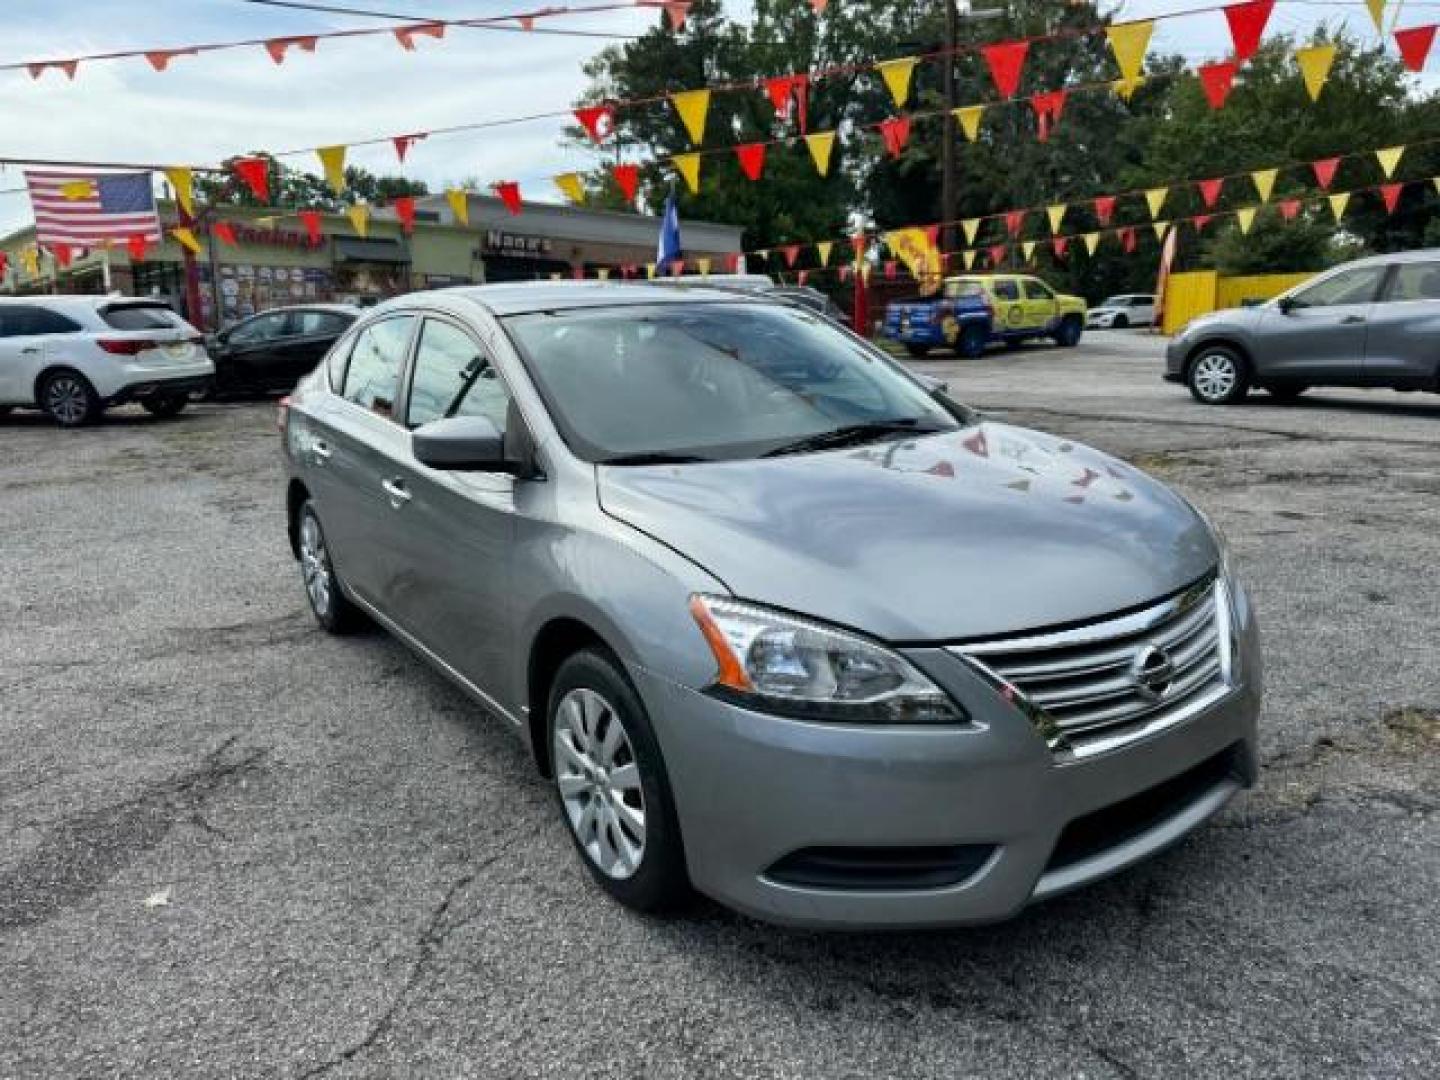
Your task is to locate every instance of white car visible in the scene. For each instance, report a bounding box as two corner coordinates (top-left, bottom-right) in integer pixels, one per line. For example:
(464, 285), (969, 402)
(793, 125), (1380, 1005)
(0, 296), (214, 426)
(1086, 293), (1156, 329)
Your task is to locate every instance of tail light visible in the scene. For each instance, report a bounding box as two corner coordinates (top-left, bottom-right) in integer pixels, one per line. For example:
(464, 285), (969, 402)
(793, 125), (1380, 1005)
(96, 338), (150, 356)
(276, 396), (291, 434)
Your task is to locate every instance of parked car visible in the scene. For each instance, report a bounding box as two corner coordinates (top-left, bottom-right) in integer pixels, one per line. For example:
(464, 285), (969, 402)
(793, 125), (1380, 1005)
(882, 274), (1087, 358)
(0, 296), (213, 426)
(1166, 250), (1440, 404)
(1087, 293), (1156, 329)
(209, 303), (358, 395)
(281, 283), (1260, 929)
(652, 275), (850, 326)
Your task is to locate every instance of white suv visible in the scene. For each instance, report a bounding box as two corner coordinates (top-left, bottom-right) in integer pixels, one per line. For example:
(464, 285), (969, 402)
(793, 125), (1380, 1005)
(0, 296), (215, 426)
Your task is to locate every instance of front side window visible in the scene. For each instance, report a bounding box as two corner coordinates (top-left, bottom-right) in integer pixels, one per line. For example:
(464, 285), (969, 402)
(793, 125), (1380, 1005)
(342, 315), (415, 419)
(0, 306), (82, 337)
(990, 279), (1020, 302)
(1289, 266), (1386, 308)
(406, 318), (509, 429)
(1022, 280), (1054, 301)
(1383, 262), (1440, 302)
(228, 312), (287, 345)
(505, 303), (959, 463)
(291, 310), (352, 336)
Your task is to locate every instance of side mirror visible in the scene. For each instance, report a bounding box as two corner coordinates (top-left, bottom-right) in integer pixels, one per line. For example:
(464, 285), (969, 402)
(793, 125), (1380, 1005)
(1277, 296), (1298, 314)
(912, 372), (950, 396)
(412, 415), (520, 474)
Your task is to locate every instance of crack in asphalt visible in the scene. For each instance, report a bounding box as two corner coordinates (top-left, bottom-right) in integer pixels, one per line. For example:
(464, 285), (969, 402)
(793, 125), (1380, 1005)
(0, 736), (267, 933)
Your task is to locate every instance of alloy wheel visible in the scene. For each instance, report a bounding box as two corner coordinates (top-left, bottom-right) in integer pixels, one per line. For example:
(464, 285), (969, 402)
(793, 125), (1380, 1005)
(44, 376), (90, 426)
(299, 512), (333, 619)
(553, 687), (646, 880)
(1191, 352), (1238, 402)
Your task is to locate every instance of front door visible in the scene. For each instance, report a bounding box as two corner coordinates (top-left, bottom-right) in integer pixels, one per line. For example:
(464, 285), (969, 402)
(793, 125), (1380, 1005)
(274, 309), (353, 387)
(222, 311), (289, 389)
(1362, 260), (1440, 386)
(1020, 278), (1060, 332)
(1252, 263), (1388, 382)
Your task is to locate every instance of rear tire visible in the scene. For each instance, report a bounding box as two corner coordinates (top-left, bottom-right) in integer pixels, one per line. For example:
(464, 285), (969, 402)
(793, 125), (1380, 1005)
(549, 649), (690, 915)
(141, 395), (188, 418)
(1187, 345), (1250, 405)
(956, 324), (987, 359)
(297, 501), (363, 634)
(39, 370), (101, 427)
(1054, 316), (1083, 348)
(903, 343), (931, 359)
(1113, 314), (1130, 330)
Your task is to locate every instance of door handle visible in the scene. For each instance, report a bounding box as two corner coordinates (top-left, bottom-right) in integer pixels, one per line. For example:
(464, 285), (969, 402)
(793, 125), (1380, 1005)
(312, 440), (333, 463)
(382, 478), (412, 509)
(1340, 315), (1366, 325)
(20, 346), (40, 355)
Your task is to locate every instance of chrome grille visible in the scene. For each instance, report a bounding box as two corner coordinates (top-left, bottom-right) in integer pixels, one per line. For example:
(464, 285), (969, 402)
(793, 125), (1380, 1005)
(950, 578), (1235, 759)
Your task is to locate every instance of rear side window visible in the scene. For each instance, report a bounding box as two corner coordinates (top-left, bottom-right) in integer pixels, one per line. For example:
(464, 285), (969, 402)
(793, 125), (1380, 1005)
(991, 279), (1020, 302)
(1384, 263), (1440, 302)
(290, 310), (352, 336)
(228, 312), (287, 345)
(0, 305), (82, 337)
(342, 316), (415, 419)
(101, 304), (180, 331)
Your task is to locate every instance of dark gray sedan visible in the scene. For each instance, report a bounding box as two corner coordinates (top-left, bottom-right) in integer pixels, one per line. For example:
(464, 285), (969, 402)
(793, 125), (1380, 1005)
(281, 283), (1260, 928)
(1166, 249), (1440, 404)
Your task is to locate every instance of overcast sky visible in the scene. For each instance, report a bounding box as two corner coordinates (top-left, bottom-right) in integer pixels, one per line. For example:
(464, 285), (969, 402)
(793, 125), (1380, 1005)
(0, 0), (1399, 235)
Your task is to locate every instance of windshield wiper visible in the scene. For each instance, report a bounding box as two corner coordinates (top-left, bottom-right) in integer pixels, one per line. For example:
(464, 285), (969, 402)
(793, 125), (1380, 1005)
(599, 452), (714, 466)
(762, 419), (947, 458)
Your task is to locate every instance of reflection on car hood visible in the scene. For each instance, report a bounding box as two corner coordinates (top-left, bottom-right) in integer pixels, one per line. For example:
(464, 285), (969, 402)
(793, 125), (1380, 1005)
(598, 421), (1218, 642)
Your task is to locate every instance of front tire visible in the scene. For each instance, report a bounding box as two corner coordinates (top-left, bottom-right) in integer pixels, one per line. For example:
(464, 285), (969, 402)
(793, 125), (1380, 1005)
(1054, 316), (1083, 348)
(956, 323), (987, 358)
(297, 501), (363, 634)
(141, 395), (188, 418)
(549, 649), (690, 914)
(1187, 345), (1250, 405)
(39, 370), (101, 427)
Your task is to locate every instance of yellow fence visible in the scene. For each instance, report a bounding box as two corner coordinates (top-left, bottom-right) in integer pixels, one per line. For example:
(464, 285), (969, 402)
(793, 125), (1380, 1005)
(1161, 270), (1316, 334)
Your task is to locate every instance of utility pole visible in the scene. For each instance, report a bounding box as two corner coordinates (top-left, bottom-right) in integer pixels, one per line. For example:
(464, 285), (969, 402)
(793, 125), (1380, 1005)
(941, 0), (960, 254)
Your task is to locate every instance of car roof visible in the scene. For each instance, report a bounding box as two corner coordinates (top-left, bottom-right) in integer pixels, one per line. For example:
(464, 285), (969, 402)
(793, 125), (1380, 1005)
(240, 302), (359, 317)
(1342, 247), (1440, 268)
(437, 282), (758, 317)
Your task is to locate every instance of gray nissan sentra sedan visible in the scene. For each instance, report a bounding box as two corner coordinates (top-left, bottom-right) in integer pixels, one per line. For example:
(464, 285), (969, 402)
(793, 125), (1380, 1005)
(281, 283), (1261, 929)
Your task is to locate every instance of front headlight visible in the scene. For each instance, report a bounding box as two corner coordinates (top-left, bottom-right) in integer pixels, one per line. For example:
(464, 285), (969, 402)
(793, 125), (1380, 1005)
(1188, 502), (1244, 685)
(688, 595), (967, 725)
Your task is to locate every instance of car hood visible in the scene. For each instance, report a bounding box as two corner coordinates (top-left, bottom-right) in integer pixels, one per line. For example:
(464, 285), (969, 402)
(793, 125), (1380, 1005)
(598, 421), (1218, 642)
(1181, 305), (1265, 334)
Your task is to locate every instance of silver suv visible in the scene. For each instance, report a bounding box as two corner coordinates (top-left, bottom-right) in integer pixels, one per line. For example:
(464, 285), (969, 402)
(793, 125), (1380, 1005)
(1166, 250), (1440, 404)
(282, 284), (1261, 929)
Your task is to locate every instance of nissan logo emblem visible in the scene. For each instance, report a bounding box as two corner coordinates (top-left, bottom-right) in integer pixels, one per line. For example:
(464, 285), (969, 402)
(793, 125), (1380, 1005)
(1130, 645), (1176, 702)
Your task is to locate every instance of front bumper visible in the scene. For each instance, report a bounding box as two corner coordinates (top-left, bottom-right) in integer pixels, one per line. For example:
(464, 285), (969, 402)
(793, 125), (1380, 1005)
(638, 601), (1260, 929)
(1086, 313), (1117, 328)
(1163, 337), (1189, 381)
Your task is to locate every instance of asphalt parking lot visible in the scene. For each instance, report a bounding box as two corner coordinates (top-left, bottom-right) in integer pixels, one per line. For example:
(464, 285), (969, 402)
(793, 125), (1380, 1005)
(2, 328), (1437, 1078)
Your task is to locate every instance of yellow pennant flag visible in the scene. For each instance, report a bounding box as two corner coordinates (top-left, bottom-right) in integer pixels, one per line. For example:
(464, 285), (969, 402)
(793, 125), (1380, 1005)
(1375, 146), (1405, 179)
(1046, 204), (1066, 233)
(1328, 192), (1350, 221)
(962, 218), (980, 245)
(554, 173), (585, 204)
(1145, 187), (1168, 218)
(1366, 0), (1387, 30)
(1296, 44), (1337, 102)
(59, 180), (95, 200)
(953, 105), (984, 143)
(164, 167), (194, 216)
(877, 57), (919, 108)
(645, 263), (656, 280)
(962, 249), (976, 271)
(1251, 169), (1277, 203)
(1021, 240), (1036, 262)
(347, 203), (369, 237)
(317, 146), (347, 194)
(1152, 220), (1169, 242)
(816, 240), (833, 265)
(1433, 177), (1440, 195)
(597, 268), (611, 281)
(1235, 207), (1257, 235)
(171, 226), (202, 254)
(1113, 76), (1145, 102)
(446, 188), (469, 226)
(697, 257), (712, 276)
(20, 246), (39, 276)
(1083, 232), (1100, 256)
(670, 89), (710, 145)
(1106, 20), (1154, 85)
(805, 130), (837, 177)
(673, 152), (702, 195)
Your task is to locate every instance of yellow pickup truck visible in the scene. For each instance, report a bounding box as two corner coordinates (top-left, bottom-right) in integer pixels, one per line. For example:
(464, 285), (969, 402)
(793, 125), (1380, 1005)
(883, 274), (1089, 358)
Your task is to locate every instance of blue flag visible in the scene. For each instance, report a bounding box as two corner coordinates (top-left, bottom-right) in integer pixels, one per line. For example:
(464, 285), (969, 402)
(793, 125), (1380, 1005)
(656, 192), (682, 272)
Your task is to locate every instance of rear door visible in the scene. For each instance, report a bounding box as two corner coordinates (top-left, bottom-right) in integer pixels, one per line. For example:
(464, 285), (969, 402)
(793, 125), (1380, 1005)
(1363, 260), (1440, 386)
(1252, 264), (1387, 382)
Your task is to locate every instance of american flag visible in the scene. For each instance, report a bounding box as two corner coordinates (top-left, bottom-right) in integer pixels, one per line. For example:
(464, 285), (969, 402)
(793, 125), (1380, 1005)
(25, 170), (163, 247)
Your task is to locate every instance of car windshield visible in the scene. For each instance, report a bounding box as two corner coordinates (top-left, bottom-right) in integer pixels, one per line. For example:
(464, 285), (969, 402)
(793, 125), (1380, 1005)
(504, 303), (961, 463)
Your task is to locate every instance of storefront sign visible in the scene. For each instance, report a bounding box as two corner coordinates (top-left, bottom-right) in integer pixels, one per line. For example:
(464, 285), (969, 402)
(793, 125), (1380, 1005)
(483, 230), (553, 256)
(199, 222), (324, 250)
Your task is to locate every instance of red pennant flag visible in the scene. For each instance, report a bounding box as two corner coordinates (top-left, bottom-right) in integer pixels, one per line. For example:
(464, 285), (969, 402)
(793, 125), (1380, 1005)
(982, 40), (1029, 99)
(797, 269), (810, 286)
(393, 23), (445, 50)
(1379, 182), (1404, 213)
(884, 260), (898, 280)
(393, 196), (416, 233)
(1193, 213), (1213, 232)
(735, 142), (767, 181)
(988, 244), (1006, 267)
(573, 266), (586, 281)
(144, 49), (197, 72)
(233, 157), (270, 202)
(1224, 0), (1274, 63)
(1094, 195), (1117, 225)
(53, 242), (73, 269)
(1198, 177), (1224, 207)
(1278, 198), (1301, 220)
(924, 224), (940, 248)
(494, 181), (523, 216)
(0, 252), (8, 280)
(729, 253), (744, 273)
(611, 163), (640, 201)
(851, 234), (867, 259)
(126, 235), (149, 262)
(1198, 61), (1237, 109)
(1312, 157), (1340, 189)
(839, 265), (852, 283)
(663, 1), (691, 30)
(574, 105), (615, 143)
(1052, 236), (1069, 258)
(811, 0), (829, 13)
(263, 37), (317, 64)
(879, 116), (911, 159)
(213, 221), (238, 246)
(782, 244), (801, 268)
(1394, 25), (1437, 72)
(766, 75), (797, 115)
(1005, 210), (1026, 236)
(1120, 226), (1137, 253)
(28, 60), (80, 80)
(392, 133), (426, 162)
(298, 210), (323, 244)
(517, 15), (534, 30)
(1031, 89), (1066, 142)
(670, 258), (685, 276)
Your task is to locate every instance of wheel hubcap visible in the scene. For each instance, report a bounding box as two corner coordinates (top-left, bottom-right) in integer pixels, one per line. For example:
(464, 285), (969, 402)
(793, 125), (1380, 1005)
(299, 514), (332, 617)
(46, 378), (87, 424)
(1193, 354), (1237, 400)
(553, 688), (646, 880)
